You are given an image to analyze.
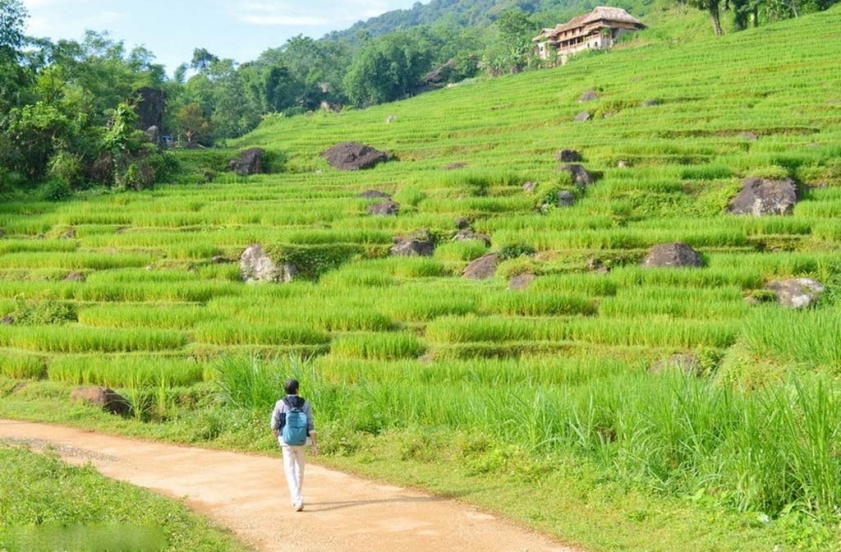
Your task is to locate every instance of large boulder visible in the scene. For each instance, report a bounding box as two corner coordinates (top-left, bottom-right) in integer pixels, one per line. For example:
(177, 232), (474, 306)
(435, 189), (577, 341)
(240, 244), (296, 284)
(368, 201), (400, 216)
(70, 386), (129, 415)
(765, 278), (824, 309)
(391, 229), (436, 257)
(727, 177), (797, 216)
(556, 149), (582, 162)
(643, 243), (704, 268)
(323, 142), (390, 171)
(463, 253), (500, 280)
(557, 164), (594, 187)
(229, 148), (265, 176)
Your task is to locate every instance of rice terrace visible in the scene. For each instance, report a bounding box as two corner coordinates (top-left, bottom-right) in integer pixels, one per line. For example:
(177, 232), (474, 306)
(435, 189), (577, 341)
(2, 1), (841, 551)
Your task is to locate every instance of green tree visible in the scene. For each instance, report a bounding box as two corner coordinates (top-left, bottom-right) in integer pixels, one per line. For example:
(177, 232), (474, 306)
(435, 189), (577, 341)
(688, 0), (725, 34)
(173, 102), (210, 146)
(0, 0), (30, 114)
(343, 32), (434, 107)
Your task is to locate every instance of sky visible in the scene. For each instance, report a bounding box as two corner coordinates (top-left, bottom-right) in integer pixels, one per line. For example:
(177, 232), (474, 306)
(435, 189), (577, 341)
(21, 0), (422, 75)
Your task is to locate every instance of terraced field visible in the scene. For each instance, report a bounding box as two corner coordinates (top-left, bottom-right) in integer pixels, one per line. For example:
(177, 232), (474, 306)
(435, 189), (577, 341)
(2, 7), (841, 549)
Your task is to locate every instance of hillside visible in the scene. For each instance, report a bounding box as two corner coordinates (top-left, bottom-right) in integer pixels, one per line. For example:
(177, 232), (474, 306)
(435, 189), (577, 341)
(2, 7), (841, 551)
(326, 0), (658, 42)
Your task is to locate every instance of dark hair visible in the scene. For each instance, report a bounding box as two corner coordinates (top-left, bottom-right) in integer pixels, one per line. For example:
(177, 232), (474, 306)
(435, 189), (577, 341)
(284, 379), (300, 395)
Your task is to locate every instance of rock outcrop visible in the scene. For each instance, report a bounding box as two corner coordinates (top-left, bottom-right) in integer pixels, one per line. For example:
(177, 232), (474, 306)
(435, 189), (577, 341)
(727, 177), (797, 216)
(323, 142), (390, 171)
(240, 244), (296, 284)
(391, 230), (436, 257)
(643, 243), (704, 268)
(765, 278), (824, 309)
(463, 253), (500, 280)
(368, 201), (400, 216)
(557, 164), (594, 187)
(70, 386), (129, 415)
(229, 148), (265, 176)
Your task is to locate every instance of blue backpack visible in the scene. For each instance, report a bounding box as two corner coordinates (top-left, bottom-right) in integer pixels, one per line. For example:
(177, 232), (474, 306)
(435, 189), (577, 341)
(281, 397), (308, 446)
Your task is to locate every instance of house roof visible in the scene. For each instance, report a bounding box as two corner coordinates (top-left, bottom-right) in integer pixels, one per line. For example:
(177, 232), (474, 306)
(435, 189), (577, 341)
(533, 6), (645, 41)
(583, 6), (645, 27)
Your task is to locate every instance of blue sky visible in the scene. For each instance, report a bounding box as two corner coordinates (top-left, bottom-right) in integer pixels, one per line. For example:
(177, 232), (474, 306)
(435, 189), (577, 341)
(21, 0), (422, 75)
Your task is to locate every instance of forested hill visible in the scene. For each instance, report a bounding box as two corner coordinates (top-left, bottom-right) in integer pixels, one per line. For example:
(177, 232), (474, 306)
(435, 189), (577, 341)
(325, 0), (655, 43)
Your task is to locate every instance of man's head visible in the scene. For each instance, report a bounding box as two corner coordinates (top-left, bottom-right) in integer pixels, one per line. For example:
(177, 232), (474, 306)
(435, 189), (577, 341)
(285, 379), (300, 395)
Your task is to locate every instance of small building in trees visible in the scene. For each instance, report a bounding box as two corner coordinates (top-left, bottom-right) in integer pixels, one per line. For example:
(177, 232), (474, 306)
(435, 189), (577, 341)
(533, 7), (646, 63)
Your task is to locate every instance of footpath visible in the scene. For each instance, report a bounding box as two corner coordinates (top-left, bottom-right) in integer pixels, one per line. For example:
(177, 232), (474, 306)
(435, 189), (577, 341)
(0, 419), (578, 552)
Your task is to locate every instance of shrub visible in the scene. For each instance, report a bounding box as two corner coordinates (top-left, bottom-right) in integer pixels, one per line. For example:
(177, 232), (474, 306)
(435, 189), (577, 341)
(40, 178), (73, 202)
(269, 244), (362, 280)
(12, 297), (77, 325)
(499, 243), (536, 260)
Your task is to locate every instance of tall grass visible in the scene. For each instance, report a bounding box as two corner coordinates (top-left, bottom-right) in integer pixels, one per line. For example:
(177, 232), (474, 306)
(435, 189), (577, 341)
(741, 306), (841, 369)
(211, 353), (307, 410)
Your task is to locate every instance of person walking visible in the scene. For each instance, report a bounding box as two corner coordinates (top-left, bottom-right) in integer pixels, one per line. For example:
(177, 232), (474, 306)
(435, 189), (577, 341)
(270, 378), (318, 511)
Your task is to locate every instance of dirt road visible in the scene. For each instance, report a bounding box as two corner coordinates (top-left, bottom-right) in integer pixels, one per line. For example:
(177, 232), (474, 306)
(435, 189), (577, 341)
(0, 419), (579, 552)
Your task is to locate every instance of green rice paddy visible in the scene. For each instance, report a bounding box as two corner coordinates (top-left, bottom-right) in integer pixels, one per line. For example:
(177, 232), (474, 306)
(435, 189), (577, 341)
(2, 7), (841, 550)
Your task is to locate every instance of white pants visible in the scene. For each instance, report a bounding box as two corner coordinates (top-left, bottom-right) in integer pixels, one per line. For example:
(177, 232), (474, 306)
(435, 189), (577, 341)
(280, 443), (306, 505)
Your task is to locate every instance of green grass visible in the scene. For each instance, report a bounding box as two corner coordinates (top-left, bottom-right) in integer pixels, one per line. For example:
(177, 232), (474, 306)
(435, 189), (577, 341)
(0, 445), (252, 552)
(2, 6), (841, 551)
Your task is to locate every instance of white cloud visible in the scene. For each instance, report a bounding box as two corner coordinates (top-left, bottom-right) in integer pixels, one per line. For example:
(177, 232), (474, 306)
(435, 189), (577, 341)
(226, 0), (404, 28)
(20, 1), (126, 39)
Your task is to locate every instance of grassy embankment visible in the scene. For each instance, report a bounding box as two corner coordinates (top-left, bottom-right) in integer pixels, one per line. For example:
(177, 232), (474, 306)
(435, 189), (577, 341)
(0, 444), (252, 551)
(1, 6), (841, 551)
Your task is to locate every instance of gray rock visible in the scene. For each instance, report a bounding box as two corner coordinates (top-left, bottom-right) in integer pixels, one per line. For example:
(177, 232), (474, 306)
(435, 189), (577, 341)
(557, 164), (594, 187)
(386, 115), (397, 124)
(728, 177), (797, 216)
(229, 148), (265, 176)
(463, 253), (500, 280)
(557, 149), (582, 162)
(579, 90), (599, 102)
(455, 217), (471, 230)
(368, 201), (400, 216)
(323, 142), (390, 171)
(643, 242), (704, 268)
(145, 125), (160, 146)
(574, 111), (591, 122)
(617, 160), (629, 169)
(508, 273), (536, 290)
(522, 181), (538, 194)
(557, 190), (576, 207)
(391, 229), (436, 257)
(240, 244), (296, 284)
(60, 228), (76, 239)
(766, 278), (824, 309)
(642, 99), (660, 107)
(453, 229), (491, 246)
(70, 386), (129, 416)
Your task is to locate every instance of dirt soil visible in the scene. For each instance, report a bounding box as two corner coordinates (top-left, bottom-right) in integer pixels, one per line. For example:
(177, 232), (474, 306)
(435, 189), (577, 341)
(0, 419), (580, 552)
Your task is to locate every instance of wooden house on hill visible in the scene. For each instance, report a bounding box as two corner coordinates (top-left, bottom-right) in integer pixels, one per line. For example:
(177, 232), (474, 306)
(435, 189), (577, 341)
(533, 7), (646, 63)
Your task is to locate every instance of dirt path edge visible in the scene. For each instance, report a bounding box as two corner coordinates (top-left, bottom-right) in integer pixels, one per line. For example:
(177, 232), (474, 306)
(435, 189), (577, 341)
(0, 419), (580, 552)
